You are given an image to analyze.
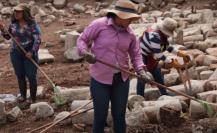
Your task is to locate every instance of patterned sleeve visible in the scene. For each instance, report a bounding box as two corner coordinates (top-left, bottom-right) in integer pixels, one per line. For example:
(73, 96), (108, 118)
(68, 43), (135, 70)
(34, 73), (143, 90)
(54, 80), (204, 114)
(31, 24), (41, 53)
(149, 32), (171, 63)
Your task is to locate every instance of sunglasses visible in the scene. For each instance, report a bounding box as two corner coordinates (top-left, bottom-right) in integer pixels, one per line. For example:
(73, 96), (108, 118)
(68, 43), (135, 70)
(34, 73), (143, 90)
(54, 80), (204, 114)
(14, 10), (23, 13)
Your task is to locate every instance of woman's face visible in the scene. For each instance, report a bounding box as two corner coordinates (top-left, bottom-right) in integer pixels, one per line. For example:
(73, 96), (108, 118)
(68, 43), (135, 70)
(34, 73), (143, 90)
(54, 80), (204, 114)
(114, 17), (134, 29)
(14, 10), (24, 21)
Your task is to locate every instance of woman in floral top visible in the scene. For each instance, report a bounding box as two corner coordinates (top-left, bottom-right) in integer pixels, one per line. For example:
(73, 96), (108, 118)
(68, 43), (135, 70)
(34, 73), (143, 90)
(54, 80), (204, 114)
(0, 3), (41, 104)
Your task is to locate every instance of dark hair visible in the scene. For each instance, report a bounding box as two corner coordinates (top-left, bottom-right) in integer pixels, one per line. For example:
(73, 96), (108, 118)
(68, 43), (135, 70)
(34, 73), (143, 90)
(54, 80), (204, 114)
(11, 5), (36, 25)
(106, 12), (117, 19)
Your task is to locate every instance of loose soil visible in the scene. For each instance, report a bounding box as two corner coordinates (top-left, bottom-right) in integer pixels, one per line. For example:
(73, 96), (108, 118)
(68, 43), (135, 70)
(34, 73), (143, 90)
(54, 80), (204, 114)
(0, 0), (216, 132)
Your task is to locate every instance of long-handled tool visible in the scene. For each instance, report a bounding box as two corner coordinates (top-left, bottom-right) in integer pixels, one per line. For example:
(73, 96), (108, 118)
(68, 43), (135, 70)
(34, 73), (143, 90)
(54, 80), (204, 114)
(2, 27), (65, 105)
(96, 59), (217, 117)
(28, 100), (93, 133)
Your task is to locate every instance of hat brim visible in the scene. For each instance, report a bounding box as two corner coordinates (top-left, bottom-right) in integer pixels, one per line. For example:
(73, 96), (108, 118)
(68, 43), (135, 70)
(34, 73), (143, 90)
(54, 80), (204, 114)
(107, 9), (140, 20)
(157, 21), (177, 37)
(13, 6), (24, 11)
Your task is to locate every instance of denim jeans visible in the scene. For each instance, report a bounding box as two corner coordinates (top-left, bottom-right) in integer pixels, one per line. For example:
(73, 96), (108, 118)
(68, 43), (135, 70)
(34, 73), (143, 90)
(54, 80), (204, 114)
(90, 72), (129, 133)
(10, 49), (38, 101)
(137, 56), (168, 97)
(137, 67), (168, 96)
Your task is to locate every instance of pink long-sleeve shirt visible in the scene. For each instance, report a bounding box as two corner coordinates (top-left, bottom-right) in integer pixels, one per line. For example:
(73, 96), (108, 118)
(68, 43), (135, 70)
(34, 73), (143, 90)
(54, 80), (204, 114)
(77, 17), (144, 85)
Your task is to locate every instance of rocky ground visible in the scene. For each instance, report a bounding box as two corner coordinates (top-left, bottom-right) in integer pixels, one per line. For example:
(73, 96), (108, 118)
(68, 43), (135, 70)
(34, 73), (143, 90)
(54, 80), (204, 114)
(1, 0), (217, 133)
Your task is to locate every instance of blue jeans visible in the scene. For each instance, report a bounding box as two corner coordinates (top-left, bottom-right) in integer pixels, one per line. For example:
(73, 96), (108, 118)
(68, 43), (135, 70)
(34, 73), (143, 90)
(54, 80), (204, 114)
(10, 49), (38, 101)
(90, 73), (129, 133)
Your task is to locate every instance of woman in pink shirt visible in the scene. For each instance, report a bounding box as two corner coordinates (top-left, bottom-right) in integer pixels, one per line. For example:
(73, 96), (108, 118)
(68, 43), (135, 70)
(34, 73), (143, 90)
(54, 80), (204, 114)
(77, 1), (153, 133)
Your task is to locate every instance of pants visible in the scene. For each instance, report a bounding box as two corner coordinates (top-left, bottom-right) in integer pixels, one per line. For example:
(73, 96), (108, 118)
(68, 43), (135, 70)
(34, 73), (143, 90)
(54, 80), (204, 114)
(10, 49), (38, 102)
(90, 73), (129, 133)
(137, 56), (168, 97)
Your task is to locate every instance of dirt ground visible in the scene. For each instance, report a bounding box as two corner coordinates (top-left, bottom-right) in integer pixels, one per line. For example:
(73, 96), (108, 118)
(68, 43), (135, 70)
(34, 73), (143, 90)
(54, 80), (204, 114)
(0, 0), (216, 132)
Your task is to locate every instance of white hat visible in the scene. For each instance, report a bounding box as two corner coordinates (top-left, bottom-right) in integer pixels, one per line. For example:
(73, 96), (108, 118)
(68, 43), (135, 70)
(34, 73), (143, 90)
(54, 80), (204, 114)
(107, 0), (140, 20)
(157, 17), (178, 37)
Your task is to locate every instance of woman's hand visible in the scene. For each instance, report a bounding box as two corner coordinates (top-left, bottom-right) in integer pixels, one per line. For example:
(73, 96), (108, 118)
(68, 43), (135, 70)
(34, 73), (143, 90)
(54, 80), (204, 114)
(26, 52), (33, 59)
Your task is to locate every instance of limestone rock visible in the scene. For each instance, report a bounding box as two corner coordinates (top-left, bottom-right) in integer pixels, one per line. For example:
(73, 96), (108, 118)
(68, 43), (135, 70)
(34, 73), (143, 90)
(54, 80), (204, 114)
(54, 111), (71, 125)
(1, 7), (12, 15)
(6, 106), (22, 122)
(73, 4), (86, 13)
(71, 100), (93, 111)
(58, 86), (91, 102)
(38, 49), (54, 64)
(183, 35), (204, 42)
(53, 0), (67, 9)
(30, 102), (54, 120)
(128, 95), (145, 111)
(200, 70), (213, 80)
(8, 0), (19, 6)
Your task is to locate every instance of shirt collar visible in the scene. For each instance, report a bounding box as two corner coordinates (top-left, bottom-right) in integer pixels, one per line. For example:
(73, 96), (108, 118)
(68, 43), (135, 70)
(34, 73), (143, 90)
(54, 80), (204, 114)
(107, 18), (130, 32)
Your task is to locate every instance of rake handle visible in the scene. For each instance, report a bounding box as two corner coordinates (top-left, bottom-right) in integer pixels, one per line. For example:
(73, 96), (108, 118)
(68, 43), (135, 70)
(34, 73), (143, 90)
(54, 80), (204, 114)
(96, 59), (199, 102)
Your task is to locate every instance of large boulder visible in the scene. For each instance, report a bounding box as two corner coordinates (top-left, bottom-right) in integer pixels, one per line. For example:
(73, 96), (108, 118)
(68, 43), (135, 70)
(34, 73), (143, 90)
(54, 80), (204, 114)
(53, 0), (67, 9)
(38, 49), (55, 64)
(30, 102), (54, 120)
(64, 31), (82, 61)
(58, 86), (91, 102)
(6, 106), (23, 122)
(201, 9), (214, 23)
(8, 0), (19, 6)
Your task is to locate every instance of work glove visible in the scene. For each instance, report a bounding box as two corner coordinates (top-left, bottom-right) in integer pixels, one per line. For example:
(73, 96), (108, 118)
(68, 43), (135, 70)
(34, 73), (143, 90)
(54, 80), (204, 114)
(84, 51), (96, 64)
(177, 51), (191, 63)
(165, 59), (183, 69)
(138, 70), (154, 82)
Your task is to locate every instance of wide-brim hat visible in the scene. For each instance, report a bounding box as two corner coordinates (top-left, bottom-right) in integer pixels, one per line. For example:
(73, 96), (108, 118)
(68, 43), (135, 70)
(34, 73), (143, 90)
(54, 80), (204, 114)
(157, 17), (178, 37)
(107, 1), (140, 20)
(13, 3), (27, 11)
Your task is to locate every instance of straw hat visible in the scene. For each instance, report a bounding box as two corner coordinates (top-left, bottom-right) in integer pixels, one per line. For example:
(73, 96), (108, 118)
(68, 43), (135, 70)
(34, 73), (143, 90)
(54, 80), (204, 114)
(107, 0), (140, 20)
(13, 3), (28, 11)
(157, 17), (178, 37)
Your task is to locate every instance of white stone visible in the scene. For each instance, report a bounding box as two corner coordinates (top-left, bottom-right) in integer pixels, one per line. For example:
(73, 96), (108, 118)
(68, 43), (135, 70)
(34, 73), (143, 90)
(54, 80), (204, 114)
(187, 13), (203, 23)
(164, 72), (180, 86)
(197, 90), (217, 101)
(6, 106), (22, 122)
(53, 0), (67, 9)
(183, 35), (204, 42)
(0, 94), (16, 102)
(186, 49), (205, 58)
(200, 70), (213, 80)
(128, 95), (145, 110)
(38, 49), (54, 64)
(206, 48), (217, 57)
(26, 86), (45, 99)
(70, 100), (93, 111)
(203, 55), (217, 66)
(149, 10), (163, 17)
(129, 78), (137, 95)
(73, 4), (86, 13)
(183, 27), (201, 37)
(65, 31), (80, 50)
(8, 0), (19, 6)
(150, 0), (163, 8)
(168, 80), (205, 96)
(201, 9), (214, 23)
(30, 102), (54, 120)
(54, 111), (71, 125)
(144, 88), (161, 100)
(58, 86), (91, 102)
(0, 2), (3, 10)
(1, 7), (12, 15)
